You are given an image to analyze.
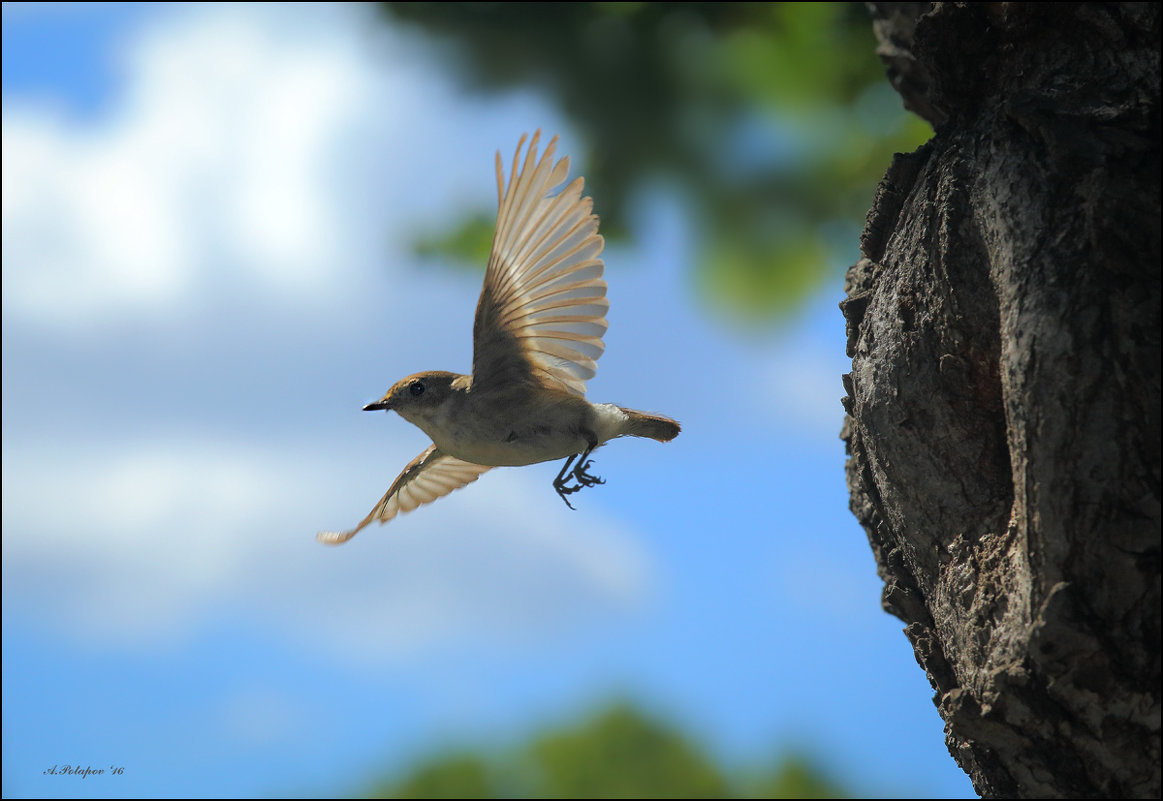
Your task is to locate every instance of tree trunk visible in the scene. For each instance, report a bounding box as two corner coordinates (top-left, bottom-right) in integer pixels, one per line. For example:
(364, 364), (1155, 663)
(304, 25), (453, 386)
(842, 4), (1160, 797)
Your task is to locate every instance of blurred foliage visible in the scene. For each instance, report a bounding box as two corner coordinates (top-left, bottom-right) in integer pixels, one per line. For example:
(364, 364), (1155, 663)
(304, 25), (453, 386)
(752, 754), (852, 799)
(382, 2), (930, 323)
(385, 752), (499, 799)
(529, 703), (728, 798)
(367, 702), (849, 799)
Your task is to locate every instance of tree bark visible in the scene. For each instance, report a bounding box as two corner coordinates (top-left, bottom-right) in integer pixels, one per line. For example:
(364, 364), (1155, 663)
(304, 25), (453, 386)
(843, 4), (1160, 797)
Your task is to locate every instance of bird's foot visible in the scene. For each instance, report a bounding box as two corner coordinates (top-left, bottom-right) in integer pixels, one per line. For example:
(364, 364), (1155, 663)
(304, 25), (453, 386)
(552, 449), (604, 510)
(553, 474), (584, 510)
(553, 460), (604, 509)
(571, 459), (605, 488)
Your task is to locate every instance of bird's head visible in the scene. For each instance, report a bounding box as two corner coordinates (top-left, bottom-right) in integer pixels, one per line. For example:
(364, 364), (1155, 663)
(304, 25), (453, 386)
(363, 371), (463, 426)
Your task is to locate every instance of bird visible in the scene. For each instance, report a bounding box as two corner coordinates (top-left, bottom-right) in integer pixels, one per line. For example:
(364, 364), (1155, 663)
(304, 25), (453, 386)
(317, 131), (680, 545)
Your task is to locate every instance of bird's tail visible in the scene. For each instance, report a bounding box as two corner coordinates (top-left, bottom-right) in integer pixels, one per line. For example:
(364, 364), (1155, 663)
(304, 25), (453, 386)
(618, 407), (681, 442)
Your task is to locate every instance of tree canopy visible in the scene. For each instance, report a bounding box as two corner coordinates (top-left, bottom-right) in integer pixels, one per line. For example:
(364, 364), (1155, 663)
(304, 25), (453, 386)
(385, 2), (930, 322)
(368, 702), (849, 799)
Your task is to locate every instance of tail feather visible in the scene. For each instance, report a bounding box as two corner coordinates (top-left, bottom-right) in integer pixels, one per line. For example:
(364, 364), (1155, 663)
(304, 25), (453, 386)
(618, 407), (681, 442)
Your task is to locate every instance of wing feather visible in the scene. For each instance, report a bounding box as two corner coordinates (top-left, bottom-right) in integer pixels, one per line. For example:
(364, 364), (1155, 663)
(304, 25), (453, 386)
(473, 131), (607, 397)
(316, 446), (491, 545)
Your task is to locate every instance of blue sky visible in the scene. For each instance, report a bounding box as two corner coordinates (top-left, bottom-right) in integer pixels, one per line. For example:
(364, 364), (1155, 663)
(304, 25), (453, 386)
(2, 3), (974, 798)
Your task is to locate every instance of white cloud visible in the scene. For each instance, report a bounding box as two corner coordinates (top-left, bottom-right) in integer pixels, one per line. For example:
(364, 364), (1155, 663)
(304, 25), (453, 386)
(1, 3), (555, 331)
(1, 436), (652, 662)
(0, 4), (647, 665)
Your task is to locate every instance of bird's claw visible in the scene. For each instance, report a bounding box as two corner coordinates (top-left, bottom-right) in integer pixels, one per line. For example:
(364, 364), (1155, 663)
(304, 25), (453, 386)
(553, 476), (583, 509)
(552, 457), (605, 509)
(573, 460), (605, 487)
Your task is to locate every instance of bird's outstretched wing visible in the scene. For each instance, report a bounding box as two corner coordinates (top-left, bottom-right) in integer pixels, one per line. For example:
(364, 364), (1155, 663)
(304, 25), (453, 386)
(472, 131), (608, 397)
(317, 445), (491, 545)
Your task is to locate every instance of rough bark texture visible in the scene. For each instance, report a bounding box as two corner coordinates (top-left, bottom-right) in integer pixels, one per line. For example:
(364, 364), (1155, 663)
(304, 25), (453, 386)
(843, 4), (1160, 797)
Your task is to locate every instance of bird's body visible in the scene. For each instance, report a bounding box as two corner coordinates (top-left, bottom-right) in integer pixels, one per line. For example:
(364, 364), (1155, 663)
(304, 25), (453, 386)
(388, 370), (614, 467)
(319, 131), (679, 545)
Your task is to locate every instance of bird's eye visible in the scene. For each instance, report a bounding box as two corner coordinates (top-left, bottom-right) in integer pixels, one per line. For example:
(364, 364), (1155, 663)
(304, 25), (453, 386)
(409, 382), (425, 397)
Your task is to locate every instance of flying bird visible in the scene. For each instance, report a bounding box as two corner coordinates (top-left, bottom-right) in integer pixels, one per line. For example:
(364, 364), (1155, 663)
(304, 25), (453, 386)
(318, 131), (680, 545)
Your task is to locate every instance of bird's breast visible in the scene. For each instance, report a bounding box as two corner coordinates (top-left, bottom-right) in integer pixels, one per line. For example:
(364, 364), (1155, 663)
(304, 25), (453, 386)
(420, 392), (599, 467)
(435, 422), (589, 467)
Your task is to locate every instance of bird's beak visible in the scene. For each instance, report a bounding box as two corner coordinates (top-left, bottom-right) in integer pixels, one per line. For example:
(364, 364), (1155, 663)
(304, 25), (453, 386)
(363, 399), (392, 412)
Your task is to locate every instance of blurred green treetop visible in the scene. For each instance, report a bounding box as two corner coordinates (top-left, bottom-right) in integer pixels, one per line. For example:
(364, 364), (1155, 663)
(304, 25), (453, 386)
(386, 2), (930, 323)
(369, 702), (849, 798)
